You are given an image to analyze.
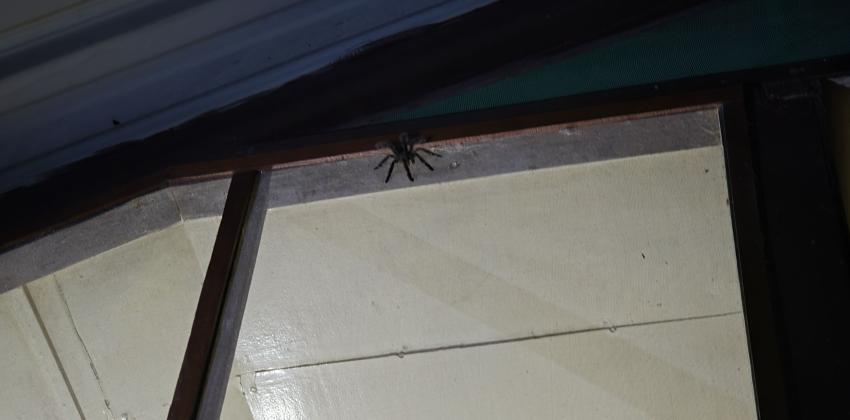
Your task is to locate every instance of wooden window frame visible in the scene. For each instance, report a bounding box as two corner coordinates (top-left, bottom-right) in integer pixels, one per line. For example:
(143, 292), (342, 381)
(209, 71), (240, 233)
(4, 58), (850, 418)
(166, 86), (791, 419)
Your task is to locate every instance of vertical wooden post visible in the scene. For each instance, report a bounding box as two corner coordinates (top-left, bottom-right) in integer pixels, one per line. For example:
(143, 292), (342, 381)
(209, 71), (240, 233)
(746, 80), (850, 418)
(721, 95), (791, 420)
(168, 170), (269, 420)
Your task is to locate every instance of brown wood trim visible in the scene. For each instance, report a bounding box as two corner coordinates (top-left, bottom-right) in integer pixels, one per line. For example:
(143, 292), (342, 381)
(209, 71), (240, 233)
(168, 170), (269, 420)
(165, 90), (732, 179)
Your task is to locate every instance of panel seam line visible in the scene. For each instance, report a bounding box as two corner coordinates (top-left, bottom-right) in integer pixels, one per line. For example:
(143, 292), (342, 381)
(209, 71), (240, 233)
(244, 310), (743, 375)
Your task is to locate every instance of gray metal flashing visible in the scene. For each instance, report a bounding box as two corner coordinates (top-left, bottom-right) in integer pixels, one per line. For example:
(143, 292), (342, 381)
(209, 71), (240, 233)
(0, 188), (182, 293)
(266, 109), (721, 208)
(0, 108), (721, 294)
(170, 177), (231, 221)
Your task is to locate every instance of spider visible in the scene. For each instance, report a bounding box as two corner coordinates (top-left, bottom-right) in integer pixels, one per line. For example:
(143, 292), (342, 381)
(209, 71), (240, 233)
(374, 132), (442, 183)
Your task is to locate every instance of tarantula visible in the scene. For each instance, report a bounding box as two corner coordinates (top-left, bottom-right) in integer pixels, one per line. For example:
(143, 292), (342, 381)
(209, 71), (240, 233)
(374, 133), (442, 182)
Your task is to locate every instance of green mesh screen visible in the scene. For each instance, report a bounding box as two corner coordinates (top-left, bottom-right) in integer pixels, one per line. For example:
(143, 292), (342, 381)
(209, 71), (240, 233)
(366, 0), (850, 124)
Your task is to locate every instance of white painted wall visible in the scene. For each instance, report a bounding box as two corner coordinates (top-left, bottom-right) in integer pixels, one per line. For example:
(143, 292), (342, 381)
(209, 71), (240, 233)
(0, 142), (756, 418)
(0, 224), (233, 419)
(0, 288), (81, 419)
(215, 145), (756, 419)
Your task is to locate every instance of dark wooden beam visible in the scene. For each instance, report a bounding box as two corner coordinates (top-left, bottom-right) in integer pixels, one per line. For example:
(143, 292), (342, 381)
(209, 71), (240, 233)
(746, 79), (850, 418)
(719, 95), (791, 420)
(168, 170), (269, 420)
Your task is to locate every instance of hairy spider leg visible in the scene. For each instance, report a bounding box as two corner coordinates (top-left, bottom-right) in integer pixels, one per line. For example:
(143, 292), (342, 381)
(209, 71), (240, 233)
(414, 152), (434, 171)
(374, 155), (393, 170)
(385, 159), (397, 183)
(402, 158), (414, 181)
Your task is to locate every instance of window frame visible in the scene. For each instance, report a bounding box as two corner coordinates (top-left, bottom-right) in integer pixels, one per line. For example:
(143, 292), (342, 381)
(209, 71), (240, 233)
(164, 86), (790, 419)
